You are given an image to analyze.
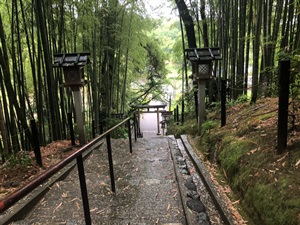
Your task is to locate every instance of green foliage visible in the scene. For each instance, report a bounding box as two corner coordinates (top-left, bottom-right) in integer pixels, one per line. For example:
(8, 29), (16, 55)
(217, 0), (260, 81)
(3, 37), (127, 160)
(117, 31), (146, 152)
(201, 120), (218, 134)
(167, 119), (198, 138)
(197, 97), (300, 225)
(227, 94), (250, 107)
(218, 136), (257, 179)
(150, 19), (181, 60)
(6, 151), (32, 169)
(130, 34), (169, 105)
(104, 118), (128, 139)
(185, 92), (196, 116)
(290, 54), (300, 101)
(244, 179), (300, 225)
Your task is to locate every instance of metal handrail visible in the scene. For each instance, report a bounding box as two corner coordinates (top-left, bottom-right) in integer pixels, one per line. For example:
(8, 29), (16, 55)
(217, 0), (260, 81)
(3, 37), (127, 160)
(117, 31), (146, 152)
(0, 117), (135, 225)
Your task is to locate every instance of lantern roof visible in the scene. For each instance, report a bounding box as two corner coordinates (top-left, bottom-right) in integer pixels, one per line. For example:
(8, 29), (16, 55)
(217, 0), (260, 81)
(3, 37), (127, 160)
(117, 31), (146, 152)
(53, 52), (90, 67)
(185, 47), (222, 62)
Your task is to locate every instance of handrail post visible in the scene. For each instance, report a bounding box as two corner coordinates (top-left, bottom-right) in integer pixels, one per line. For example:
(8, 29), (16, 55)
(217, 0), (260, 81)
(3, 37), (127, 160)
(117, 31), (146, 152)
(106, 134), (116, 192)
(127, 119), (133, 153)
(30, 119), (43, 167)
(134, 114), (137, 142)
(277, 59), (290, 154)
(92, 119), (96, 138)
(221, 79), (227, 127)
(68, 112), (76, 145)
(76, 154), (91, 225)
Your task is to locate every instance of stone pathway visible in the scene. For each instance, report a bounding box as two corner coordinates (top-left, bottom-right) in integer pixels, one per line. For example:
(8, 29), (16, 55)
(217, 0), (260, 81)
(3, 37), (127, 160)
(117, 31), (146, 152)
(10, 136), (186, 225)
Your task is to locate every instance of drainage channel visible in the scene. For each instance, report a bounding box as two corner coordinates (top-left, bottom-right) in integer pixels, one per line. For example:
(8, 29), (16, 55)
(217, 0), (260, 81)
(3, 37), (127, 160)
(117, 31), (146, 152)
(168, 135), (245, 225)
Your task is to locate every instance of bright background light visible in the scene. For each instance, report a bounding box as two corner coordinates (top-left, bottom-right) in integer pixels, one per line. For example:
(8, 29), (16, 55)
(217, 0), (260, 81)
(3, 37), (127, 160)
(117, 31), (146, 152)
(144, 0), (178, 19)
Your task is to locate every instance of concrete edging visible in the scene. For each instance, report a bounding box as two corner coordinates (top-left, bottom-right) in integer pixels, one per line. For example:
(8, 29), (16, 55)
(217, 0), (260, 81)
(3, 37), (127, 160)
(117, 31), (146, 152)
(168, 135), (199, 225)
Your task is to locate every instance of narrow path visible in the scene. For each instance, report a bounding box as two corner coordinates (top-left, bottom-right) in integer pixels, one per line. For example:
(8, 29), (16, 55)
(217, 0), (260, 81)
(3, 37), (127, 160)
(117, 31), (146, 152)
(11, 136), (186, 225)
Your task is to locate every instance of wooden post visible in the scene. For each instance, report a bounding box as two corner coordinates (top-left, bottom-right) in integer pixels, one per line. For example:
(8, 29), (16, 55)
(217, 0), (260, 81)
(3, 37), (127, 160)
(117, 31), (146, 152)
(157, 107), (161, 135)
(106, 134), (115, 192)
(30, 119), (42, 167)
(277, 59), (290, 154)
(176, 105), (179, 124)
(92, 120), (95, 138)
(127, 119), (133, 153)
(67, 112), (76, 145)
(181, 99), (185, 124)
(138, 108), (141, 132)
(221, 79), (227, 127)
(134, 113), (137, 141)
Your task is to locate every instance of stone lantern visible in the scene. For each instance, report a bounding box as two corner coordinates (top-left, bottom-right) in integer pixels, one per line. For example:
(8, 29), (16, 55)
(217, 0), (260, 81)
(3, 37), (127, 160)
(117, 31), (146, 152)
(53, 52), (90, 145)
(185, 48), (221, 130)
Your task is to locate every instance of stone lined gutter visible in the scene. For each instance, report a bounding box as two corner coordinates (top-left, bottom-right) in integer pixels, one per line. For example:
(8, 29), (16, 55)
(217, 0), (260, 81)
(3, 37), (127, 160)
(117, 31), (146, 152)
(180, 135), (237, 225)
(168, 136), (210, 225)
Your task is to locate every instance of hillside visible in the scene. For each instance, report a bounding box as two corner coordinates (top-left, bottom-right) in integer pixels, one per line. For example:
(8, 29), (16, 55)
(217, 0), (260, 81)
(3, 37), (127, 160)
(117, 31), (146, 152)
(172, 97), (300, 225)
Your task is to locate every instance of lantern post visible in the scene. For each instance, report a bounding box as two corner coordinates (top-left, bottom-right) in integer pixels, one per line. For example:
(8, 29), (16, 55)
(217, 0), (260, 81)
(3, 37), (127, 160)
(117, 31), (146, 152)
(53, 53), (90, 145)
(185, 48), (221, 131)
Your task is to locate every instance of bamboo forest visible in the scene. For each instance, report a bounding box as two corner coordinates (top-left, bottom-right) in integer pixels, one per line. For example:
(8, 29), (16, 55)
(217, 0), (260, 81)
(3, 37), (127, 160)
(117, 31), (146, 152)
(0, 0), (300, 224)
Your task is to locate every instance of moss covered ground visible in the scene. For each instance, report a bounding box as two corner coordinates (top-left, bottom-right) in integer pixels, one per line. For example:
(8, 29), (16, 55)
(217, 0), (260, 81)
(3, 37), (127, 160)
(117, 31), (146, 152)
(168, 97), (300, 225)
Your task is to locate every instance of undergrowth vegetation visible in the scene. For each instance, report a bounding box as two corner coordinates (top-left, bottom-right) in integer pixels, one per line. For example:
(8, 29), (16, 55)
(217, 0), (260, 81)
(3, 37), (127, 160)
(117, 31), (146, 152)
(168, 97), (300, 225)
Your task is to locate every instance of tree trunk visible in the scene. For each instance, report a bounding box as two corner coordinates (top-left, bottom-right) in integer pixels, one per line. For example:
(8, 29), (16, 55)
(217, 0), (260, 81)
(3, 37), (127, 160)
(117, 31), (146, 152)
(0, 15), (34, 147)
(35, 0), (61, 140)
(244, 0), (253, 95)
(236, 0), (246, 97)
(175, 0), (197, 48)
(251, 0), (263, 103)
(200, 0), (209, 47)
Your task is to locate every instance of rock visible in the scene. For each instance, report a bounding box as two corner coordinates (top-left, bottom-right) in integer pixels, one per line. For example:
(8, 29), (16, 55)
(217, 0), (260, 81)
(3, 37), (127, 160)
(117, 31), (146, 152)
(184, 178), (197, 191)
(60, 147), (73, 152)
(176, 156), (185, 164)
(179, 164), (187, 170)
(2, 181), (20, 188)
(187, 190), (200, 200)
(186, 199), (205, 213)
(197, 212), (210, 225)
(180, 168), (189, 175)
(174, 150), (182, 157)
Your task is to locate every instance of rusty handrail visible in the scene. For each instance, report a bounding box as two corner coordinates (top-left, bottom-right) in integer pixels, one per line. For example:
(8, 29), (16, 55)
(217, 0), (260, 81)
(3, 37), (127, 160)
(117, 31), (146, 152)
(0, 117), (132, 215)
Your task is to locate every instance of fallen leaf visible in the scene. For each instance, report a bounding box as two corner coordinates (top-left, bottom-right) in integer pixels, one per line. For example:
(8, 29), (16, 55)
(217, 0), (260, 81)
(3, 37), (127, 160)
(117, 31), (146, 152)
(76, 201), (80, 210)
(97, 208), (106, 214)
(90, 207), (98, 212)
(173, 191), (178, 198)
(295, 159), (300, 167)
(223, 168), (228, 179)
(232, 199), (240, 205)
(71, 197), (79, 202)
(123, 185), (129, 191)
(99, 181), (109, 187)
(277, 152), (289, 162)
(53, 202), (62, 212)
(247, 147), (260, 155)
